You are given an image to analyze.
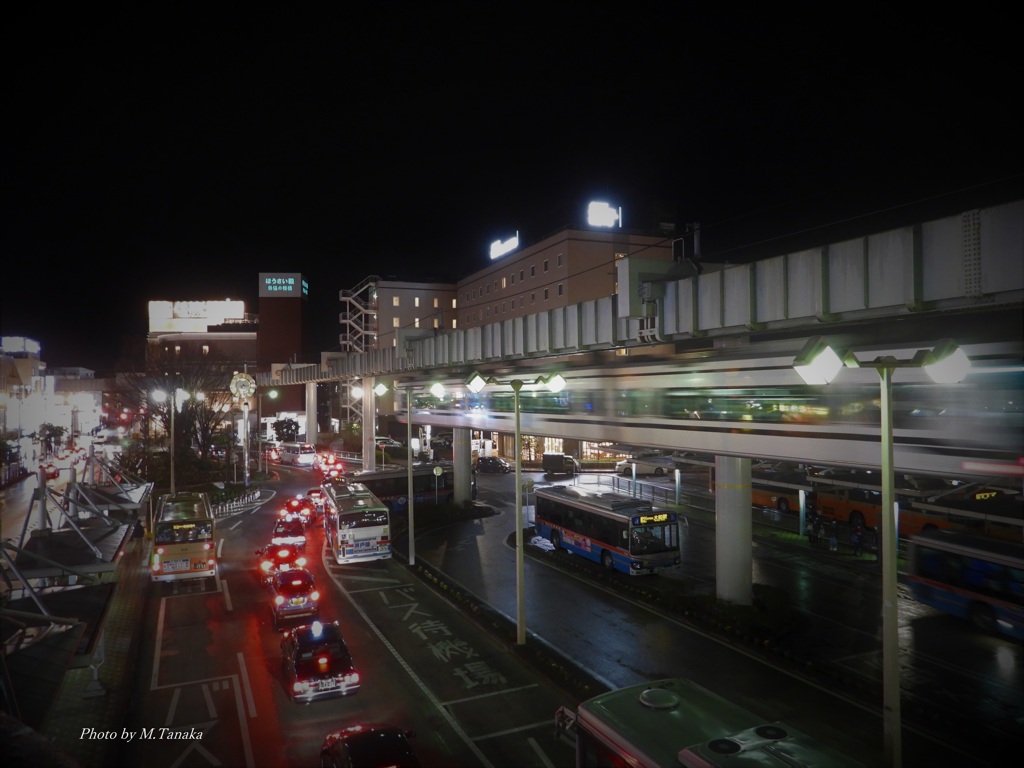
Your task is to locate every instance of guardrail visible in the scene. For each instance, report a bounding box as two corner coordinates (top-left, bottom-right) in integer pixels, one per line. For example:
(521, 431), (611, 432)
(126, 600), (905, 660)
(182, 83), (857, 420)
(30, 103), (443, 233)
(213, 490), (261, 518)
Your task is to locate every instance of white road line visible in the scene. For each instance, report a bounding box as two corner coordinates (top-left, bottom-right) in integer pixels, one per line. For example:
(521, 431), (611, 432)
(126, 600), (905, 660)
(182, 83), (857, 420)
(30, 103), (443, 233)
(231, 674), (256, 768)
(528, 736), (556, 768)
(472, 721), (553, 741)
(201, 682), (217, 718)
(151, 596), (167, 690)
(440, 683), (538, 705)
(222, 579), (233, 612)
(237, 653), (257, 718)
(165, 686), (180, 726)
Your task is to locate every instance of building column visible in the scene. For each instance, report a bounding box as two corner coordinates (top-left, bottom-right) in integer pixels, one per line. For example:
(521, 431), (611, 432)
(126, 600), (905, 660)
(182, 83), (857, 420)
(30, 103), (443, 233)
(362, 377), (376, 471)
(452, 427), (473, 504)
(305, 381), (318, 447)
(715, 455), (752, 605)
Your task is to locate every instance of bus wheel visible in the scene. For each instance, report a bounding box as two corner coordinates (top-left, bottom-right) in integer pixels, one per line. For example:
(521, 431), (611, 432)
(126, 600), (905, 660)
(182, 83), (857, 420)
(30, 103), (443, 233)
(601, 550), (614, 570)
(550, 531), (562, 551)
(849, 511), (865, 530)
(654, 467), (665, 476)
(970, 603), (997, 634)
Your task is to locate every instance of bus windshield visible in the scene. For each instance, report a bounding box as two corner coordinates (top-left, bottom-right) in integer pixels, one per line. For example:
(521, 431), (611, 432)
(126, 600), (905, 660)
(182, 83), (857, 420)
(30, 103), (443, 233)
(629, 522), (677, 555)
(154, 519), (213, 544)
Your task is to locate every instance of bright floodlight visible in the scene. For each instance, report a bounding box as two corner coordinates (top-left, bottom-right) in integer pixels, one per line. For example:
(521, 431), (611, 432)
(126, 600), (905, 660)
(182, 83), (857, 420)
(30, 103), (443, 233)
(466, 372), (487, 394)
(373, 382), (389, 397)
(924, 340), (971, 384)
(794, 337), (844, 385)
(429, 382), (446, 399)
(543, 373), (566, 393)
(587, 201), (621, 228)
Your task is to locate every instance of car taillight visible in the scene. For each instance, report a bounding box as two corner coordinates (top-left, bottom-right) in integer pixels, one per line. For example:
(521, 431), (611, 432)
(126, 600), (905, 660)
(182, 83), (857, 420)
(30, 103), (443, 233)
(295, 557), (307, 567)
(261, 561), (273, 572)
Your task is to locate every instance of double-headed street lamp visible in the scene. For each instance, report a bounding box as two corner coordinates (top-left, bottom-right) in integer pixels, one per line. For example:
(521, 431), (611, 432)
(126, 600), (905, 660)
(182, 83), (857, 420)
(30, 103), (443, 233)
(794, 337), (970, 768)
(466, 371), (566, 645)
(375, 380), (447, 566)
(151, 388), (205, 496)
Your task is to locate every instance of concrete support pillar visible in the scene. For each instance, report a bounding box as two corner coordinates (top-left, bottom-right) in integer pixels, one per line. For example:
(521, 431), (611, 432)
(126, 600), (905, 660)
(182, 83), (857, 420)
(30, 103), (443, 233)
(715, 455), (752, 605)
(362, 377), (377, 471)
(452, 426), (473, 504)
(305, 381), (318, 447)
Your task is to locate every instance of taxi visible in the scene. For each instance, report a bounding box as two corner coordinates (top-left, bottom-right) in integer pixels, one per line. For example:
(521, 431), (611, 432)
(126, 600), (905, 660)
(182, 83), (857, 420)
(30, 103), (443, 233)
(269, 568), (320, 628)
(281, 620), (360, 703)
(255, 543), (307, 585)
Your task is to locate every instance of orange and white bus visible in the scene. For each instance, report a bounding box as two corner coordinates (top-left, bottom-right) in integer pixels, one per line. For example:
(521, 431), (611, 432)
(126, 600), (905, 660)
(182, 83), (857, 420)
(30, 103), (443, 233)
(150, 492), (218, 582)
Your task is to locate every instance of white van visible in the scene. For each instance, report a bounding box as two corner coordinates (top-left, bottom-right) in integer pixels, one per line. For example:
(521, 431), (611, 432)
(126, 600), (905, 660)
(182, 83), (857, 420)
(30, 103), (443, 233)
(279, 442), (317, 466)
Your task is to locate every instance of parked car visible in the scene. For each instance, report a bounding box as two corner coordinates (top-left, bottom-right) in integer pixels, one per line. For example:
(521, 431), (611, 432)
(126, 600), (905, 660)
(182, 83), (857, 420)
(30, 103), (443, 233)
(281, 620), (360, 704)
(319, 723), (419, 767)
(475, 456), (511, 474)
(615, 455), (679, 476)
(375, 436), (404, 450)
(542, 452), (580, 476)
(269, 568), (320, 629)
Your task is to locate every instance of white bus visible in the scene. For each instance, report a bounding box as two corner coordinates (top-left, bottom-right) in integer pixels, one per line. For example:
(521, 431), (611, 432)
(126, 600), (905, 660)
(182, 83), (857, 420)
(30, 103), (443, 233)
(279, 442), (317, 466)
(322, 479), (392, 564)
(556, 678), (863, 767)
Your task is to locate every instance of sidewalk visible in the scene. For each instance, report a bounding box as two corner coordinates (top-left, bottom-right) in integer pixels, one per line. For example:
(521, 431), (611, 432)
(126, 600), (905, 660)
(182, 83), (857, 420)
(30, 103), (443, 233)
(29, 488), (274, 767)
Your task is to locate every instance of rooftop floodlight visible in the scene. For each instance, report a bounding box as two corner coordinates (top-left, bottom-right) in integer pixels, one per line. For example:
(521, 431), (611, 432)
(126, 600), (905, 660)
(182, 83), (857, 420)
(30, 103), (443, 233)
(372, 382), (389, 397)
(793, 337), (844, 385)
(429, 382), (446, 399)
(466, 371), (488, 394)
(923, 339), (971, 384)
(351, 386), (364, 399)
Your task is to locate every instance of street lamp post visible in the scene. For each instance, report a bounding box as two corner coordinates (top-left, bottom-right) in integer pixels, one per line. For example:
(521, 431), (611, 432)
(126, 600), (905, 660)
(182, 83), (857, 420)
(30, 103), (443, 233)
(152, 388), (205, 497)
(467, 371), (565, 645)
(257, 389), (278, 475)
(794, 337), (970, 768)
(378, 381), (445, 566)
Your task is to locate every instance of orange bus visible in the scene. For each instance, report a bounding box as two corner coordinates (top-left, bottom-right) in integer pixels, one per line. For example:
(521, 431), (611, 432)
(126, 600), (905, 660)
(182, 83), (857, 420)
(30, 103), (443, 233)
(812, 484), (958, 538)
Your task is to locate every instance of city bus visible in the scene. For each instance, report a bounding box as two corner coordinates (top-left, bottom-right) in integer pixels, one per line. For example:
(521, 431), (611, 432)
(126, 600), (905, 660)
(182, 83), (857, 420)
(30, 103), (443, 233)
(279, 442), (317, 466)
(348, 463), (454, 512)
(534, 485), (681, 575)
(555, 677), (864, 767)
(150, 491), (218, 582)
(322, 479), (393, 564)
(906, 529), (1024, 640)
(810, 479), (959, 538)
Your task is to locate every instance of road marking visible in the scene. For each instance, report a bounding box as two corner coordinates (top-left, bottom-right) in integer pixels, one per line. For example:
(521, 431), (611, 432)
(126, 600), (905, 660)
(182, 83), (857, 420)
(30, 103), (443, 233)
(222, 579), (233, 611)
(441, 682), (538, 705)
(237, 653), (257, 718)
(528, 736), (556, 768)
(472, 720), (553, 740)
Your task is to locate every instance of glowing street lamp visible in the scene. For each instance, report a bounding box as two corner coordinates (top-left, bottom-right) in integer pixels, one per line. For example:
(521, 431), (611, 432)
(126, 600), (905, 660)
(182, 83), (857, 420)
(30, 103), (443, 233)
(794, 337), (970, 768)
(466, 370), (565, 645)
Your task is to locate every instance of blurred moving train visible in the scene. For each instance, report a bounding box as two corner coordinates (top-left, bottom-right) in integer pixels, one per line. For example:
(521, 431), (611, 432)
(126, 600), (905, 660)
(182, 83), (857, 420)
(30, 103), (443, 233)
(400, 341), (1023, 481)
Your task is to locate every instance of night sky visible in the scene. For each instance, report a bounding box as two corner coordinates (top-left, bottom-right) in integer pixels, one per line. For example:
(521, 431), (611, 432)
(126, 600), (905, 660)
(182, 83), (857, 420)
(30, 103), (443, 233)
(3, 4), (1020, 374)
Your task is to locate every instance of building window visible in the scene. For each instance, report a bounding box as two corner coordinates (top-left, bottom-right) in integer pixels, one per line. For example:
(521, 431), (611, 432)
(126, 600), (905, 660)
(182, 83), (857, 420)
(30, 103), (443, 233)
(392, 318), (400, 328)
(530, 265), (536, 277)
(452, 298), (457, 308)
(502, 277), (507, 289)
(557, 253), (563, 267)
(486, 284), (490, 295)
(520, 270), (524, 281)
(510, 274), (515, 285)
(393, 296), (400, 306)
(433, 298), (439, 308)
(174, 345), (181, 355)
(544, 288), (549, 300)
(202, 345), (209, 356)
(531, 293), (535, 304)
(414, 297), (420, 308)
(433, 317), (439, 328)
(557, 283), (564, 296)
(452, 319), (457, 329)
(519, 297), (524, 308)
(414, 317), (420, 328)
(543, 259), (549, 272)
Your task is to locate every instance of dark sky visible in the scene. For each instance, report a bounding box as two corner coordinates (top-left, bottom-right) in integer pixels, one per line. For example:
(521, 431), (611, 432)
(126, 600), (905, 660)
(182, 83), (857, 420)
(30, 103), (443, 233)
(3, 4), (1020, 374)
